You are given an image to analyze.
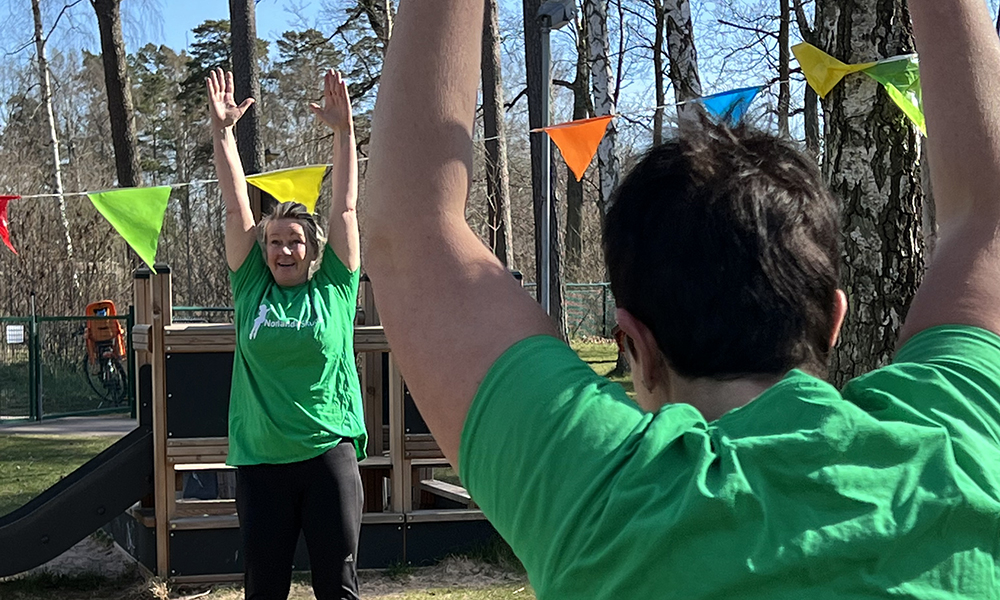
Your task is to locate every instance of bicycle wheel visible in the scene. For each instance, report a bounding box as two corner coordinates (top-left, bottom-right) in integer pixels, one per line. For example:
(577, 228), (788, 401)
(83, 354), (114, 403)
(103, 357), (127, 406)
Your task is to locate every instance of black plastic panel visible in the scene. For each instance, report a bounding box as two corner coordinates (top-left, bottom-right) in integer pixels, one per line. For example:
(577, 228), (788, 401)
(165, 353), (233, 438)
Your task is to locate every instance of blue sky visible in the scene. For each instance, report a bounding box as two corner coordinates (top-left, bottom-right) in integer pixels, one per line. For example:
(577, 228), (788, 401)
(152, 0), (320, 53)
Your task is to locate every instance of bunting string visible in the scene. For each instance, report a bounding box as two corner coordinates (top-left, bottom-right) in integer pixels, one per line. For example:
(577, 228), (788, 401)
(4, 61), (911, 265)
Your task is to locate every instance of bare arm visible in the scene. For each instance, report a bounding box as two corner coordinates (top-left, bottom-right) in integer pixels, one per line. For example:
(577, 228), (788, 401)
(207, 68), (257, 271)
(310, 70), (360, 271)
(365, 0), (556, 466)
(898, 0), (1000, 344)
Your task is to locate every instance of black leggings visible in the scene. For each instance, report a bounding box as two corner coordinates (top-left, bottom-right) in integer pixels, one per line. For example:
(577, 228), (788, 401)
(236, 440), (363, 600)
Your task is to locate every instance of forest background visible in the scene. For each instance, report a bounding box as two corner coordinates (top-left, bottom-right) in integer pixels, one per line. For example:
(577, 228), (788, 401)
(2, 0), (996, 385)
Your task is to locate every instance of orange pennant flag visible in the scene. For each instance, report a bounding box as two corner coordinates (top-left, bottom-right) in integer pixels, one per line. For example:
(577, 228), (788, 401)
(542, 115), (613, 181)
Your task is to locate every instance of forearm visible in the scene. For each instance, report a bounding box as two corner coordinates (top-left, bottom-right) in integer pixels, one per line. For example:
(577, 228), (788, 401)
(910, 0), (1000, 225)
(329, 126), (358, 218)
(213, 128), (253, 227)
(366, 0), (484, 255)
(326, 125), (360, 270)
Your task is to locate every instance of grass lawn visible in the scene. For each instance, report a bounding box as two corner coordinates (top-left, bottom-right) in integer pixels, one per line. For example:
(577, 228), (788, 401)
(1, 561), (535, 600)
(0, 434), (117, 517)
(571, 337), (634, 397)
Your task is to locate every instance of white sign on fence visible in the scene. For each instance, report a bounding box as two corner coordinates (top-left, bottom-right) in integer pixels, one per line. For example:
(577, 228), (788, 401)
(5, 324), (25, 344)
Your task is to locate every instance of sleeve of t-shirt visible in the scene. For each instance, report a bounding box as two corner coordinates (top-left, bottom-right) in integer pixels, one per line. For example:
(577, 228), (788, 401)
(458, 335), (703, 584)
(844, 325), (1000, 447)
(312, 243), (359, 301)
(229, 244), (269, 299)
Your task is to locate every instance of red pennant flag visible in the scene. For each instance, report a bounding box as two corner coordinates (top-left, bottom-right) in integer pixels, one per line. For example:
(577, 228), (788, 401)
(0, 195), (18, 255)
(542, 115), (614, 181)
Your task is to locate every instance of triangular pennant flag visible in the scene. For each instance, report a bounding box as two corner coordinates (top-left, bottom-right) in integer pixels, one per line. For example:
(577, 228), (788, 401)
(246, 165), (328, 212)
(862, 55), (925, 135)
(88, 186), (170, 271)
(0, 195), (19, 254)
(792, 42), (877, 98)
(542, 115), (613, 181)
(694, 86), (764, 125)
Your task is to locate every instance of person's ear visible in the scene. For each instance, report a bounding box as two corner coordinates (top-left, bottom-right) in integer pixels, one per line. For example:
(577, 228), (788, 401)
(829, 289), (848, 349)
(615, 308), (668, 394)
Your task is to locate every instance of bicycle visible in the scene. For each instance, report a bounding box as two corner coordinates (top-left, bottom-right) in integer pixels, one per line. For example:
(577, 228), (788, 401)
(82, 301), (128, 408)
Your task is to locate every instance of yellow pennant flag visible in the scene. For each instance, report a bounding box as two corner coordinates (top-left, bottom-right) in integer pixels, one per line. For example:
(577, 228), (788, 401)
(792, 42), (877, 98)
(88, 186), (171, 272)
(246, 165), (328, 213)
(542, 115), (614, 181)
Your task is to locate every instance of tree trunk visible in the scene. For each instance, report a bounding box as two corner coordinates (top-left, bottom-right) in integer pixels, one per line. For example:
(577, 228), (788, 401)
(523, 0), (567, 338)
(566, 13), (593, 280)
(804, 86), (820, 158)
(794, 0), (820, 158)
(32, 0), (77, 297)
(584, 0), (620, 213)
(91, 0), (142, 188)
(816, 0), (923, 386)
(663, 0), (702, 124)
(920, 141), (936, 258)
(652, 0), (665, 145)
(360, 0), (394, 53)
(481, 0), (513, 268)
(229, 0), (270, 213)
(777, 0), (790, 136)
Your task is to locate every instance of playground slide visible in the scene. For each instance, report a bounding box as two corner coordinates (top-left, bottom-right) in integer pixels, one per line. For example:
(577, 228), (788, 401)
(0, 425), (153, 577)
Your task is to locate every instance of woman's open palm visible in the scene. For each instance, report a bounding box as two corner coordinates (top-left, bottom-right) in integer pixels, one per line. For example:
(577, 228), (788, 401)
(207, 68), (254, 129)
(310, 70), (353, 132)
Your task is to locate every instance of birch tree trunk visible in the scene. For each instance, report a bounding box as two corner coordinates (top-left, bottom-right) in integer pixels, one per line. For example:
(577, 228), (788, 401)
(584, 0), (620, 212)
(481, 0), (513, 267)
(663, 0), (702, 124)
(32, 0), (77, 296)
(816, 0), (923, 386)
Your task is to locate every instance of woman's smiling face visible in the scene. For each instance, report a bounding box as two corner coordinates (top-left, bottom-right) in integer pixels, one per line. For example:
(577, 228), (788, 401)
(265, 218), (315, 286)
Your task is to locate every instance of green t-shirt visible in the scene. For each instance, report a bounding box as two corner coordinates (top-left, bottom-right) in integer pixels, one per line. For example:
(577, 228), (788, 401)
(460, 325), (1000, 599)
(228, 243), (366, 465)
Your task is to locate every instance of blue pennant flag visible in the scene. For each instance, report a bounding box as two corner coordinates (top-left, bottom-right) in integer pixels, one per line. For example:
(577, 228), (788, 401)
(694, 86), (764, 125)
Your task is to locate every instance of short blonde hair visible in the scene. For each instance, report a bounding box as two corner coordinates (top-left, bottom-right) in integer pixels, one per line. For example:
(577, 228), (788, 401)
(257, 201), (325, 258)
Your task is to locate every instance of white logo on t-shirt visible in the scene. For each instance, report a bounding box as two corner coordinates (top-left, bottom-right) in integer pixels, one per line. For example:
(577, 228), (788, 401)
(249, 304), (269, 340)
(248, 303), (318, 341)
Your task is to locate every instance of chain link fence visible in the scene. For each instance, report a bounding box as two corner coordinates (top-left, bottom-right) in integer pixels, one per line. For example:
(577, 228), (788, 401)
(523, 283), (616, 339)
(0, 313), (134, 422)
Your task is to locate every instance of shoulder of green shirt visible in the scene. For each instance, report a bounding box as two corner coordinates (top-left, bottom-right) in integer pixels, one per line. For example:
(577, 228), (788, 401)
(314, 242), (359, 284)
(229, 244), (268, 295)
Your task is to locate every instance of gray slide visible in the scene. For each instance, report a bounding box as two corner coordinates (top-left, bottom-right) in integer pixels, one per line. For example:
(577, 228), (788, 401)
(0, 425), (153, 577)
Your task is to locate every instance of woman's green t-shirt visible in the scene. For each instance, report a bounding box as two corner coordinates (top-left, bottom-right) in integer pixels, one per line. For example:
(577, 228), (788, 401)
(227, 243), (366, 465)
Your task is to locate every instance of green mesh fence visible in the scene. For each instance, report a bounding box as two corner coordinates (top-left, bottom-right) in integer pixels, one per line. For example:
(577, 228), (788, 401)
(523, 283), (616, 339)
(0, 313), (134, 422)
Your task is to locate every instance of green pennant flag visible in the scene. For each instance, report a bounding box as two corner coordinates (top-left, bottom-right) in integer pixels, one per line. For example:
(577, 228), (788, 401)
(862, 55), (925, 135)
(88, 186), (171, 271)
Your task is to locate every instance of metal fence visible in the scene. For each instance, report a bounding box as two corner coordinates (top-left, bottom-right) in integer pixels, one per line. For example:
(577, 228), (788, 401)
(0, 312), (135, 422)
(524, 283), (616, 338)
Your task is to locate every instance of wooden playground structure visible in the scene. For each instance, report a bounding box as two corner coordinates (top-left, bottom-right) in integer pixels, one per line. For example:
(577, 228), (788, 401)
(106, 264), (495, 583)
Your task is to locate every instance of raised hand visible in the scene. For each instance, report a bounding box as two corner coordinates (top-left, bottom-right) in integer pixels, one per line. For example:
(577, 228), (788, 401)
(310, 70), (354, 133)
(206, 68), (255, 130)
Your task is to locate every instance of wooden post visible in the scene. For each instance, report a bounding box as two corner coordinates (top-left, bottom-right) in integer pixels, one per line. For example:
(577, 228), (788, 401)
(360, 280), (383, 456)
(359, 279), (386, 512)
(388, 353), (410, 513)
(149, 266), (172, 576)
